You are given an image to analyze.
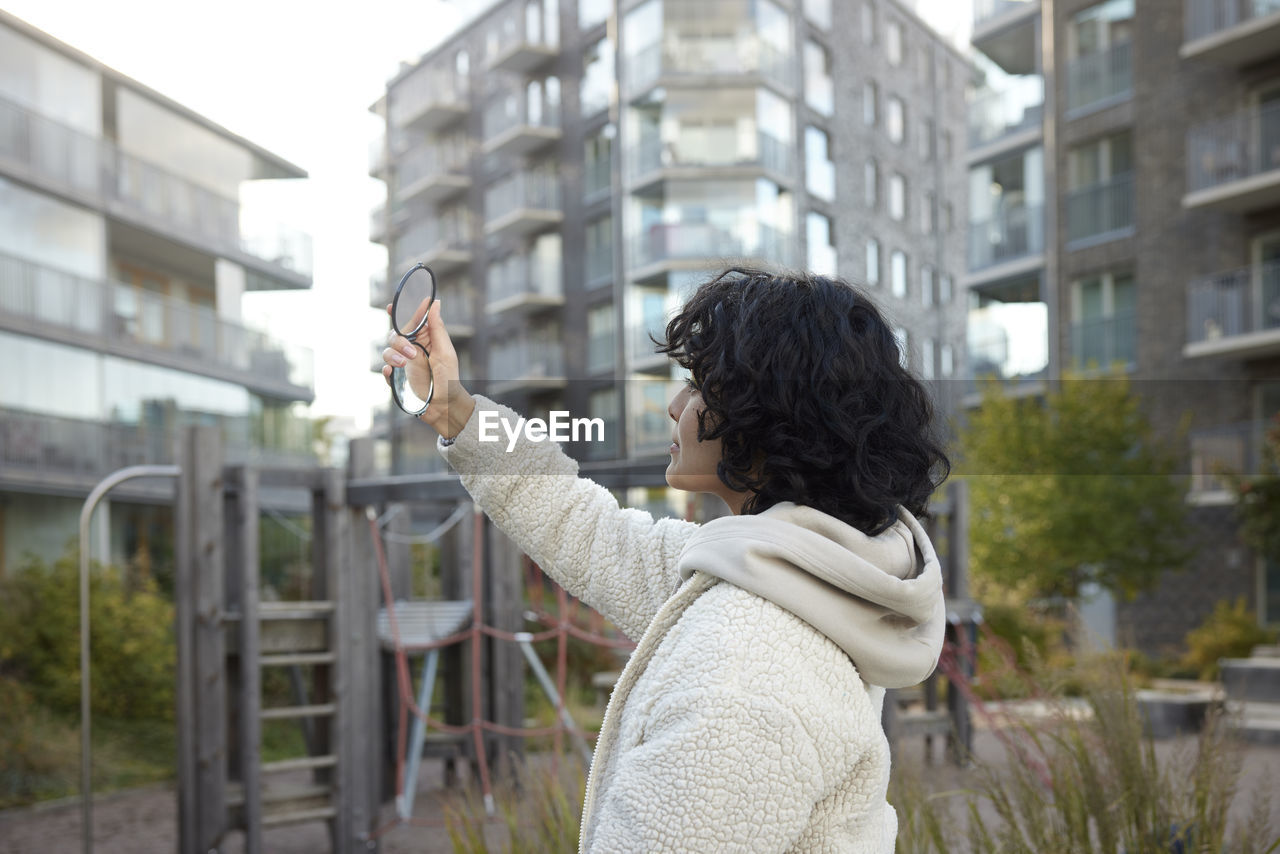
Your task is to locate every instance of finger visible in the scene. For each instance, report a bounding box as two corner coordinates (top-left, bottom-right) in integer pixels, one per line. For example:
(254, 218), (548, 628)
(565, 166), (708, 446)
(407, 295), (432, 332)
(385, 333), (418, 359)
(382, 365), (393, 385)
(383, 347), (407, 367)
(386, 303), (392, 316)
(425, 299), (449, 343)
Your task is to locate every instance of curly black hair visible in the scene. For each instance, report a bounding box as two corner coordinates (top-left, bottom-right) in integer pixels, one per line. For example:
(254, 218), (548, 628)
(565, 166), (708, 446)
(654, 267), (950, 536)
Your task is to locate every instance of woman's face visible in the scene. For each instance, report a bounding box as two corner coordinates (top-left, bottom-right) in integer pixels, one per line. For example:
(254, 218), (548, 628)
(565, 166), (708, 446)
(665, 382), (748, 512)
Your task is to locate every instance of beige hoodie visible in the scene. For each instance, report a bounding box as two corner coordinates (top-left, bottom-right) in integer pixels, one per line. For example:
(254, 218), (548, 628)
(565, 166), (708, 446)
(676, 500), (947, 689)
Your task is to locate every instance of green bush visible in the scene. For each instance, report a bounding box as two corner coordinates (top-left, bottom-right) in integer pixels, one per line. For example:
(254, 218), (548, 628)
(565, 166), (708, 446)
(974, 602), (1070, 700)
(0, 547), (175, 720)
(1181, 597), (1277, 681)
(0, 674), (79, 808)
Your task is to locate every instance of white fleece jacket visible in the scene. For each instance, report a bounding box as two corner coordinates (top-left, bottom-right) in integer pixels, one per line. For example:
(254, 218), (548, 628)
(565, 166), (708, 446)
(438, 396), (946, 853)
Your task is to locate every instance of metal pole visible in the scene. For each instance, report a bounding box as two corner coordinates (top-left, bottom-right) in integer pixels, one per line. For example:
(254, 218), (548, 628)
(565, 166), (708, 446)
(77, 465), (180, 854)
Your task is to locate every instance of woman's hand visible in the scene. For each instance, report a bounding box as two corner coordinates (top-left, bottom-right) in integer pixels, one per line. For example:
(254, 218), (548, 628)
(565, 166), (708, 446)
(381, 298), (476, 440)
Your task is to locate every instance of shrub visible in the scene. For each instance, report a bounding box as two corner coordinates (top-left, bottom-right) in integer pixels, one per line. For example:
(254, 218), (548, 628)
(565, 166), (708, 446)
(0, 547), (175, 720)
(1181, 598), (1277, 681)
(0, 674), (79, 808)
(444, 755), (585, 853)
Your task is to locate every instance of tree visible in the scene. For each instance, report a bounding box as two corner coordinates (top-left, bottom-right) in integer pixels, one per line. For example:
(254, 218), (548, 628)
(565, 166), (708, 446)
(1224, 413), (1280, 565)
(957, 370), (1194, 602)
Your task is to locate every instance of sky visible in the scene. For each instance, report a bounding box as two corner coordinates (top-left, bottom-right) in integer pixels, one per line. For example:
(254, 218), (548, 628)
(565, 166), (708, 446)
(2, 0), (971, 433)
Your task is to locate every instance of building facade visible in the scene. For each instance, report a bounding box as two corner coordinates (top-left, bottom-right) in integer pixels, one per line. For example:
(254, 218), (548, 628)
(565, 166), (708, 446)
(0, 11), (316, 578)
(969, 0), (1280, 650)
(369, 0), (971, 515)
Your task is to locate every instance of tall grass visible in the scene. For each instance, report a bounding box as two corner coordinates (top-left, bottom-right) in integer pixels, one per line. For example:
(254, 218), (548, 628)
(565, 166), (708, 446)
(892, 653), (1280, 854)
(443, 754), (586, 854)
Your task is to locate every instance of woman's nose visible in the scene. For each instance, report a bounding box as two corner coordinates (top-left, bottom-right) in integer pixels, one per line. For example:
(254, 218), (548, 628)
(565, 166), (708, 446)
(668, 388), (686, 422)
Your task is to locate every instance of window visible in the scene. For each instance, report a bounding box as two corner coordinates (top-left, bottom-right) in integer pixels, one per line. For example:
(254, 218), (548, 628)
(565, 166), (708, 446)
(890, 249), (907, 297)
(921, 264), (934, 306)
(456, 50), (470, 78)
(587, 387), (619, 458)
(862, 2), (876, 46)
(886, 20), (903, 66)
(586, 215), (613, 283)
(1066, 132), (1134, 242)
(940, 273), (953, 304)
(581, 37), (615, 116)
(887, 96), (905, 143)
(807, 211), (837, 276)
(921, 338), (935, 380)
(940, 343), (954, 376)
(804, 0), (832, 29)
(892, 326), (908, 368)
(921, 190), (935, 235)
(919, 118), (934, 160)
(866, 238), (880, 284)
(863, 80), (878, 126)
(588, 302), (615, 373)
(889, 172), (906, 220)
(584, 128), (612, 198)
(804, 41), (835, 116)
(805, 126), (835, 201)
(865, 158), (878, 208)
(579, 0), (610, 30)
(1070, 0), (1134, 60)
(1071, 271), (1136, 369)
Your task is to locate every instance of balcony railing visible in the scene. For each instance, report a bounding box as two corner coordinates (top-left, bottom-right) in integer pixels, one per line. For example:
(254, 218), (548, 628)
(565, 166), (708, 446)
(1187, 101), (1280, 194)
(625, 39), (794, 96)
(0, 407), (315, 484)
(1065, 174), (1135, 244)
(488, 337), (565, 384)
(1186, 0), (1280, 43)
(585, 151), (612, 199)
(968, 204), (1045, 271)
(628, 221), (795, 271)
(397, 141), (470, 196)
(968, 78), (1044, 149)
(587, 240), (614, 284)
(627, 130), (793, 183)
(1064, 41), (1133, 115)
(486, 252), (563, 309)
(369, 271), (389, 310)
(0, 95), (313, 278)
(1189, 419), (1273, 493)
(485, 1), (560, 72)
(1070, 310), (1136, 370)
(394, 216), (471, 269)
(974, 0), (1039, 27)
(389, 65), (468, 130)
(483, 169), (561, 228)
(1187, 260), (1280, 345)
(0, 251), (314, 393)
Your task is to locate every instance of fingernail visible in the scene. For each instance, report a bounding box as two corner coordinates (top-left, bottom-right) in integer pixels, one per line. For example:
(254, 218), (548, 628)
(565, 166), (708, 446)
(401, 345), (416, 358)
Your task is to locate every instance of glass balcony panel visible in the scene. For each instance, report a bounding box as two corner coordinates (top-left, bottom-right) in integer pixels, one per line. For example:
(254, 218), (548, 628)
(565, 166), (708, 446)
(488, 335), (565, 383)
(1189, 419), (1269, 493)
(974, 0), (1039, 27)
(967, 203), (1044, 270)
(627, 129), (792, 182)
(968, 77), (1044, 148)
(1065, 174), (1134, 244)
(966, 279), (1048, 385)
(1187, 260), (1280, 344)
(1070, 310), (1137, 369)
(486, 251), (563, 308)
(1188, 100), (1280, 194)
(389, 63), (467, 130)
(1185, 0), (1280, 43)
(627, 220), (794, 269)
(1064, 41), (1133, 115)
(624, 35), (794, 95)
(483, 168), (562, 235)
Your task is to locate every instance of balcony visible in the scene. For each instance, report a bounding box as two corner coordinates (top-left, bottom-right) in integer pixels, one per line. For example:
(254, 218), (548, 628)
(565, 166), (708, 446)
(481, 96), (561, 159)
(627, 221), (796, 282)
(1064, 42), (1133, 117)
(1070, 311), (1136, 371)
(968, 78), (1044, 154)
(1185, 260), (1280, 360)
(369, 134), (388, 179)
(968, 204), (1045, 273)
(395, 219), (471, 273)
(486, 253), (563, 316)
(389, 66), (468, 132)
(369, 271), (390, 310)
(1184, 0), (1280, 66)
(626, 130), (794, 193)
(1189, 419), (1272, 496)
(488, 336), (566, 395)
(438, 284), (476, 337)
(965, 277), (1049, 393)
(0, 251), (314, 399)
(370, 202), (387, 243)
(0, 96), (313, 284)
(625, 39), (795, 100)
(483, 170), (562, 240)
(396, 143), (471, 205)
(972, 0), (1039, 76)
(485, 9), (560, 74)
(586, 239), (614, 285)
(1065, 174), (1134, 246)
(1186, 102), (1280, 213)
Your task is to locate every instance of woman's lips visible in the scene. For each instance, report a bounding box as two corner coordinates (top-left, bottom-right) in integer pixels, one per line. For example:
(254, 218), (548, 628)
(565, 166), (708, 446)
(669, 442), (679, 454)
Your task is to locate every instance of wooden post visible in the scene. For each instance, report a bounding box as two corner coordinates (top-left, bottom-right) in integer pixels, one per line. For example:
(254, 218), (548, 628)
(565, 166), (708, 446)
(486, 525), (525, 780)
(175, 425), (228, 853)
(225, 466), (262, 854)
(440, 501), (474, 787)
(947, 480), (973, 765)
(344, 441), (382, 849)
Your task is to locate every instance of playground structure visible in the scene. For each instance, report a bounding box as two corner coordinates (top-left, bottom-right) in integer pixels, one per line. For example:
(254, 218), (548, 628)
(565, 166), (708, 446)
(76, 425), (978, 853)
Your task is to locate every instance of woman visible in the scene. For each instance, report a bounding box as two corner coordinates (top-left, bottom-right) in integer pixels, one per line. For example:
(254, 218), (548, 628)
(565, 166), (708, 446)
(381, 267), (950, 853)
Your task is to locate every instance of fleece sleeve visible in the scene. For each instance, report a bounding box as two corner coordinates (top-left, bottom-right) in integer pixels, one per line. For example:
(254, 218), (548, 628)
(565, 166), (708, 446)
(585, 687), (828, 853)
(437, 395), (699, 641)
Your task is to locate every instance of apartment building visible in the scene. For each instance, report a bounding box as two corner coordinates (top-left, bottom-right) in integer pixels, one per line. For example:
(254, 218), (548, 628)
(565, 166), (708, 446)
(369, 0), (971, 512)
(0, 11), (315, 577)
(969, 0), (1280, 651)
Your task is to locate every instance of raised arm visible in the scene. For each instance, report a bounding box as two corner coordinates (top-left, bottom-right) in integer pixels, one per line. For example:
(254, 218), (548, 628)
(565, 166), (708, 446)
(436, 395), (698, 640)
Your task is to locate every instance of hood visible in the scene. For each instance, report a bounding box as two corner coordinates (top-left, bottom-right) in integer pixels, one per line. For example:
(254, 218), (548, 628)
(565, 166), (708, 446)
(676, 501), (946, 689)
